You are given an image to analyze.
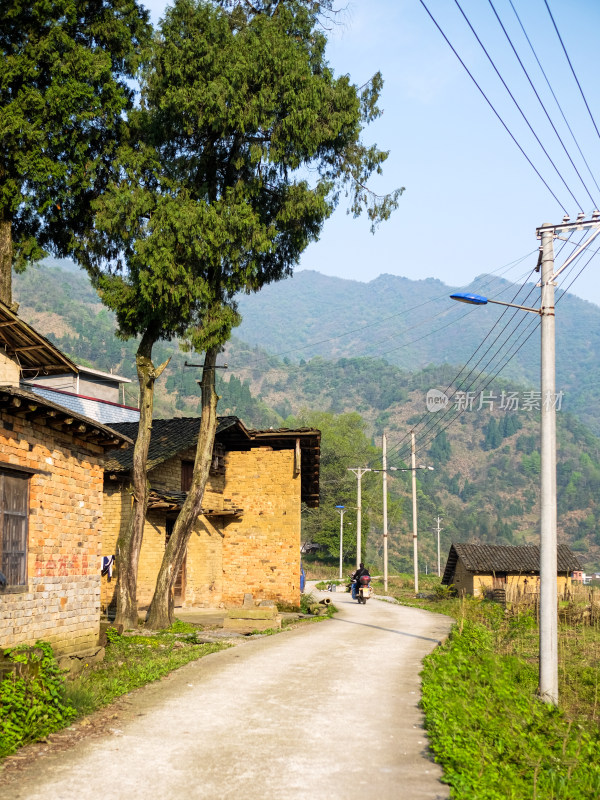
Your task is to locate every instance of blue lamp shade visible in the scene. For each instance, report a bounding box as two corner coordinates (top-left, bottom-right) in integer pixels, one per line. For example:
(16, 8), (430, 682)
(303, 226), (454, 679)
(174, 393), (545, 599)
(450, 292), (489, 305)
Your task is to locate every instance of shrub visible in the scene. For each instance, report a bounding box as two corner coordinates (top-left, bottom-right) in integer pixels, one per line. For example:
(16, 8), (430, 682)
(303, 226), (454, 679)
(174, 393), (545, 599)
(0, 642), (76, 758)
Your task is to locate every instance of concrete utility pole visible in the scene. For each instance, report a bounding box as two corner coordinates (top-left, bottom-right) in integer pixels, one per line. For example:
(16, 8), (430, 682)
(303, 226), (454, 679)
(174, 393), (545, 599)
(451, 210), (600, 706)
(382, 433), (388, 593)
(348, 467), (370, 569)
(435, 516), (443, 578)
(411, 431), (419, 595)
(539, 223), (558, 705)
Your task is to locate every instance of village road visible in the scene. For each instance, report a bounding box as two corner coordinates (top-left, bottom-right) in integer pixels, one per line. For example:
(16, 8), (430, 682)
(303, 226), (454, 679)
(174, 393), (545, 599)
(12, 588), (452, 800)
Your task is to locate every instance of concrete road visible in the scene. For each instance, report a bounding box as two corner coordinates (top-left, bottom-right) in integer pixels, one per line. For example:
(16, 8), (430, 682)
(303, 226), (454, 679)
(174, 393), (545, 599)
(12, 589), (452, 800)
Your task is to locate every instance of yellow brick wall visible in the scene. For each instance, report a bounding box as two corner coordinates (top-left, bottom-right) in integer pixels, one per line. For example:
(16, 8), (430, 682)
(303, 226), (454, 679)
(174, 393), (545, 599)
(473, 572), (570, 598)
(102, 446), (302, 611)
(102, 464), (226, 611)
(0, 351), (20, 386)
(221, 448), (301, 607)
(0, 411), (104, 655)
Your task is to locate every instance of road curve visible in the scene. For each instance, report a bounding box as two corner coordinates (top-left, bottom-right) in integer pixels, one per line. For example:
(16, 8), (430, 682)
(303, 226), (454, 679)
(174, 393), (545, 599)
(13, 589), (452, 800)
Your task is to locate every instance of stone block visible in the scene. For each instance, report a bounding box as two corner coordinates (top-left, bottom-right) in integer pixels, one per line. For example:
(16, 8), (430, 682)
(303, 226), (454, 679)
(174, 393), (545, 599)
(225, 607), (278, 620)
(222, 617), (281, 634)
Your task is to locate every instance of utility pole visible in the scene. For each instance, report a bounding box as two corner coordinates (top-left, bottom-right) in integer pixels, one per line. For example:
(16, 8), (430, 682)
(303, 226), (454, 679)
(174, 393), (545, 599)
(536, 210), (600, 704)
(382, 433), (388, 593)
(348, 468), (370, 569)
(539, 223), (558, 705)
(411, 430), (419, 595)
(435, 516), (443, 578)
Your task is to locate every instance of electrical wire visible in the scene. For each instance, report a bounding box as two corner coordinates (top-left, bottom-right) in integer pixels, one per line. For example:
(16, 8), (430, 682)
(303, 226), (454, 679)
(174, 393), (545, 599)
(508, 0), (600, 197)
(383, 234), (581, 466)
(544, 0), (600, 143)
(381, 263), (542, 465)
(233, 251), (537, 368)
(417, 0), (568, 213)
(487, 0), (597, 207)
(452, 0), (583, 211)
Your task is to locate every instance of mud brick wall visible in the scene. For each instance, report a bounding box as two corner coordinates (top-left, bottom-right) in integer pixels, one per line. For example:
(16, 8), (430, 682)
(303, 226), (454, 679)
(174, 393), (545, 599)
(0, 411), (104, 655)
(101, 458), (225, 611)
(221, 448), (301, 607)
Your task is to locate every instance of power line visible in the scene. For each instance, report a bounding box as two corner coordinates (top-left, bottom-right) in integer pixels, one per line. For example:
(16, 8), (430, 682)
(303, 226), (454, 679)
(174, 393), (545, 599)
(236, 251), (537, 368)
(384, 235), (581, 466)
(544, 0), (600, 143)
(507, 0), (600, 197)
(417, 0), (568, 213)
(487, 0), (597, 207)
(452, 0), (583, 211)
(381, 264), (542, 465)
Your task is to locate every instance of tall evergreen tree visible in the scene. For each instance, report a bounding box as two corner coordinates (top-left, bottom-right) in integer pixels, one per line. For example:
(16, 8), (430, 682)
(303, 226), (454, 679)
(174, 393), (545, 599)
(80, 0), (402, 627)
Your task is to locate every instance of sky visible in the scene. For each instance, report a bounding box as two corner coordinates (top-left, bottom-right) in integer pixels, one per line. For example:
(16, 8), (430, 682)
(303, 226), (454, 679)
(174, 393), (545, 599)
(142, 0), (600, 306)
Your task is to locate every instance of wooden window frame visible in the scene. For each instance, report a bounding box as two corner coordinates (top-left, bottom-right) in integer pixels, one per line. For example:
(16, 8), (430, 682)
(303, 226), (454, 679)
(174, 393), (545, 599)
(0, 470), (29, 589)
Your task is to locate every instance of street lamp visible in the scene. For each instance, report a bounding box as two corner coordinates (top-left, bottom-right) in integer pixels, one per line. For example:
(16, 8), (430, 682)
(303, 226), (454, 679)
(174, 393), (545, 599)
(450, 224), (558, 702)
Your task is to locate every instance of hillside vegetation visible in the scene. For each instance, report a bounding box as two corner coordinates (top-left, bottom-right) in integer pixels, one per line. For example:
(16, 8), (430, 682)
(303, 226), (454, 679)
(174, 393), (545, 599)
(14, 261), (600, 571)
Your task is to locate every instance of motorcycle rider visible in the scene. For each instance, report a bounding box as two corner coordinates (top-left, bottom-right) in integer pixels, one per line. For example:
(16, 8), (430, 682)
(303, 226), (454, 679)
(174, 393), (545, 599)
(351, 562), (370, 599)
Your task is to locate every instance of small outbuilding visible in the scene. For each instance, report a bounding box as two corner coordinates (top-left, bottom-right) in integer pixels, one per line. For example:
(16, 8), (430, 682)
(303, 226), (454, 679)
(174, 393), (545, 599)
(441, 542), (582, 598)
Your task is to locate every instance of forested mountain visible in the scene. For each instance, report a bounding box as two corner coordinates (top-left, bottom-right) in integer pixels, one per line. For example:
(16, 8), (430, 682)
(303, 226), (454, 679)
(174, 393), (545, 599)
(13, 260), (600, 572)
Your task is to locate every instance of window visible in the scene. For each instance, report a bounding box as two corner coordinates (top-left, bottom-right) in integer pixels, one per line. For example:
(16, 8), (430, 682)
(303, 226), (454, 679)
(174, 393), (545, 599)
(0, 472), (29, 586)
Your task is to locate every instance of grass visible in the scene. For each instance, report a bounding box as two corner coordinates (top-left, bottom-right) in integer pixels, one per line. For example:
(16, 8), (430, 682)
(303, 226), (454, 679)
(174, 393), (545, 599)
(376, 574), (600, 799)
(64, 622), (229, 717)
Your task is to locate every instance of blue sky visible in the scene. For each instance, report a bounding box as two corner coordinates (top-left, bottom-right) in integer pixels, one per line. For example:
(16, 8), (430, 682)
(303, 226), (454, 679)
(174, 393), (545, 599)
(142, 0), (600, 306)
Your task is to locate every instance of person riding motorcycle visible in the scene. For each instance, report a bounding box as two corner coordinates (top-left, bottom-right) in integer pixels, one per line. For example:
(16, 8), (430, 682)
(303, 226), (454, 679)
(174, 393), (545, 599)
(351, 563), (370, 599)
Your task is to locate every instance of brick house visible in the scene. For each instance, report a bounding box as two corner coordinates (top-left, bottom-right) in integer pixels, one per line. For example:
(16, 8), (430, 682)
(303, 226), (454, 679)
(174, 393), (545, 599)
(102, 417), (320, 611)
(0, 302), (131, 659)
(441, 542), (582, 598)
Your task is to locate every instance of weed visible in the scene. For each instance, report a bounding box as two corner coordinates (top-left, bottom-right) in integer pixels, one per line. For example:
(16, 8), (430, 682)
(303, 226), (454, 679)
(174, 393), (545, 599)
(65, 633), (227, 716)
(0, 642), (76, 758)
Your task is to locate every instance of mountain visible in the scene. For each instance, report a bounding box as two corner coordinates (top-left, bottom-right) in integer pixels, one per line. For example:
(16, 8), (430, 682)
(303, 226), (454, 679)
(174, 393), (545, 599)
(12, 260), (600, 571)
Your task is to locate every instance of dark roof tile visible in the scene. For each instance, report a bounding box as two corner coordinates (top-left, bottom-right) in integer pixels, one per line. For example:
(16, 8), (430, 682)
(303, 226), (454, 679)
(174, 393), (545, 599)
(442, 542), (582, 585)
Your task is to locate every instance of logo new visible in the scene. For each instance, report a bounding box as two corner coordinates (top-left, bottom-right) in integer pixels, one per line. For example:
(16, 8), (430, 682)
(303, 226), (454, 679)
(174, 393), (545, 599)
(426, 389), (449, 413)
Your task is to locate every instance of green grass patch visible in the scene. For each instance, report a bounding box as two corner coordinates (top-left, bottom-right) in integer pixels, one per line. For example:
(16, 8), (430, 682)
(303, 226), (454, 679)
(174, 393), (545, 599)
(378, 574), (600, 798)
(65, 626), (228, 717)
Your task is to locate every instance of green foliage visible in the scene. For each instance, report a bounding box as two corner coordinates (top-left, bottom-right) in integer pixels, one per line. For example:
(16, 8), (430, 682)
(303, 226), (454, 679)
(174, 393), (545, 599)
(429, 430), (451, 463)
(287, 410), (399, 562)
(422, 622), (600, 798)
(65, 631), (227, 717)
(78, 0), (398, 353)
(0, 642), (76, 757)
(0, 0), (150, 270)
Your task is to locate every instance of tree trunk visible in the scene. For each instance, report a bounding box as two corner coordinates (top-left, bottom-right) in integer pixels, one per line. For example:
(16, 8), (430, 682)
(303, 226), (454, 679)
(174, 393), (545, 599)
(145, 346), (219, 629)
(114, 329), (168, 629)
(0, 216), (13, 307)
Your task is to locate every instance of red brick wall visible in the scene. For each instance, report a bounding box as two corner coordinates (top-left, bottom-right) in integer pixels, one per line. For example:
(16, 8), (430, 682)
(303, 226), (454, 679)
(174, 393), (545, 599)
(0, 411), (104, 655)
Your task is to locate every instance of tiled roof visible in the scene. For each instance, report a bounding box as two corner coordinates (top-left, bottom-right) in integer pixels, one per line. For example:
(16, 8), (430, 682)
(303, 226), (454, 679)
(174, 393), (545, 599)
(103, 417), (241, 473)
(103, 416), (321, 508)
(442, 542), (583, 585)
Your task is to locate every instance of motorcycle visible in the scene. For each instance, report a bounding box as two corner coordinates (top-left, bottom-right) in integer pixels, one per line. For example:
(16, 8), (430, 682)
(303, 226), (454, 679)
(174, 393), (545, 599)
(350, 574), (372, 604)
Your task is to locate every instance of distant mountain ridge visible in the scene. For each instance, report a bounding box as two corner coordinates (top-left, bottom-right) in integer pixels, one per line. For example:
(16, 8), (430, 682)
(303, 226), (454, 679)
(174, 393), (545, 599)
(234, 268), (600, 434)
(14, 260), (600, 434)
(12, 260), (600, 570)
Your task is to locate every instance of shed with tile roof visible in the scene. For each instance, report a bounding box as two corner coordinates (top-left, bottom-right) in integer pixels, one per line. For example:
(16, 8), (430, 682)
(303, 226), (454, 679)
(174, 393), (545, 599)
(102, 417), (320, 611)
(441, 542), (582, 599)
